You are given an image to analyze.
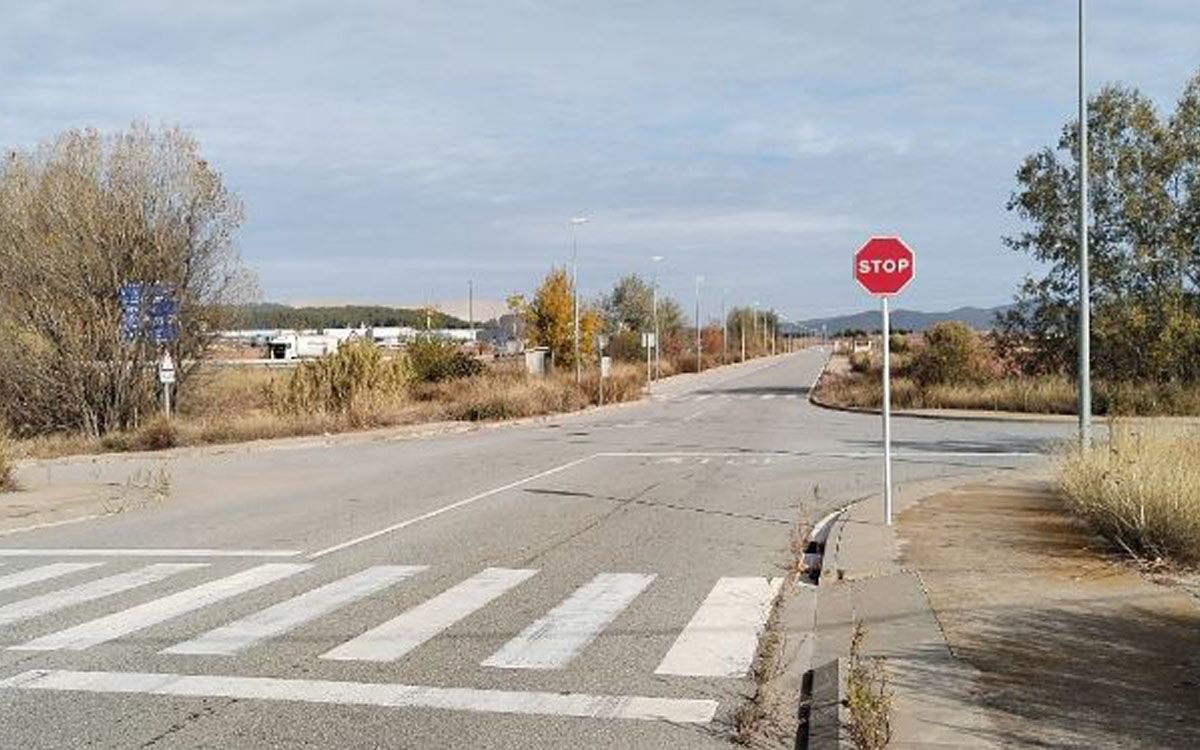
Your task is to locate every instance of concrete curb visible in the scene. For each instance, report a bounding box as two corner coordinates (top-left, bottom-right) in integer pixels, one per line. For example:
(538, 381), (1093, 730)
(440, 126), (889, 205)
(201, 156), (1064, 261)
(799, 657), (848, 750)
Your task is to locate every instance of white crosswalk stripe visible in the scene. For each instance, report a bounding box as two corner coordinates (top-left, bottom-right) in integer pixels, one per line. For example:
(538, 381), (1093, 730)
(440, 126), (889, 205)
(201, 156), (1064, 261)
(0, 669), (719, 724)
(0, 564), (206, 627)
(164, 565), (424, 656)
(655, 577), (783, 677)
(0, 563), (102, 594)
(0, 560), (783, 693)
(483, 573), (656, 670)
(11, 563), (310, 651)
(323, 567), (537, 662)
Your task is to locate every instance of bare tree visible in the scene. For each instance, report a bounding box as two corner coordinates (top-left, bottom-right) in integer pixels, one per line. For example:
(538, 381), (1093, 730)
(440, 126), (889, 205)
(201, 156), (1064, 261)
(0, 124), (252, 436)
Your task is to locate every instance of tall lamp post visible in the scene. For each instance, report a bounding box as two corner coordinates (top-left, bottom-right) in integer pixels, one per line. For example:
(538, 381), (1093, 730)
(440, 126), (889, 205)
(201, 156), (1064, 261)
(721, 288), (728, 364)
(652, 255), (664, 380)
(1077, 0), (1092, 449)
(694, 275), (704, 373)
(570, 216), (589, 384)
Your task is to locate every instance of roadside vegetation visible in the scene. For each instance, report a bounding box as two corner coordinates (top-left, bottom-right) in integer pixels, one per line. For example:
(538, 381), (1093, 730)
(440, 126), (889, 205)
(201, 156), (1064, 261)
(0, 432), (19, 492)
(819, 69), (1200, 418)
(845, 622), (893, 750)
(1061, 425), (1200, 566)
(0, 123), (792, 467)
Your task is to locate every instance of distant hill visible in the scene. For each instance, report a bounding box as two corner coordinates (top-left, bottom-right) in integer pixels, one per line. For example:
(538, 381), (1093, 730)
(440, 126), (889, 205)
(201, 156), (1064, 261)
(797, 304), (1013, 334)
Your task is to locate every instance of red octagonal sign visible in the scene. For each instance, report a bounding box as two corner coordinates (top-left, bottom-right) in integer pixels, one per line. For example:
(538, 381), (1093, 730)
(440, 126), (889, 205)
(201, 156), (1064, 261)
(854, 237), (915, 296)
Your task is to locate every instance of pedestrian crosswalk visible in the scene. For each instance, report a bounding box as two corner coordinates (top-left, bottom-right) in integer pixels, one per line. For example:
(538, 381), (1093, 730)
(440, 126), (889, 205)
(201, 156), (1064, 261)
(0, 558), (782, 682)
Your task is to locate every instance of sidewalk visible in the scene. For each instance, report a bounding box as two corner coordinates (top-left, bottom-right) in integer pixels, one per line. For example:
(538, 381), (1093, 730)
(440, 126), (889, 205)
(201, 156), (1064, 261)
(808, 474), (1200, 748)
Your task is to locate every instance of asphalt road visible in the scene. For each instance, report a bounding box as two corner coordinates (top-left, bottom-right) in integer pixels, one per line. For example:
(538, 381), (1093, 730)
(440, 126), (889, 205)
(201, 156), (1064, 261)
(0, 349), (1073, 748)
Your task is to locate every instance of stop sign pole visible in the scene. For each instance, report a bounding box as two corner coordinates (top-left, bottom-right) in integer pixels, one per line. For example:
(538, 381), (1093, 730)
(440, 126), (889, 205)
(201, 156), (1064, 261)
(854, 237), (916, 526)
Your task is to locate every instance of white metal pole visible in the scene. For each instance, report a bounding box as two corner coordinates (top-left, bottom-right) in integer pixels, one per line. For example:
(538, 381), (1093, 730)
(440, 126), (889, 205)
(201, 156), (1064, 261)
(721, 291), (727, 364)
(694, 276), (702, 373)
(572, 227), (580, 384)
(882, 296), (893, 526)
(646, 338), (652, 392)
(652, 284), (659, 380)
(1078, 0), (1092, 449)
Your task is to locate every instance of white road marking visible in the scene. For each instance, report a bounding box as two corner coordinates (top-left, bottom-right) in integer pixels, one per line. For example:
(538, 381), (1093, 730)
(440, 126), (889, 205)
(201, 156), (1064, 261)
(761, 394), (776, 400)
(0, 563), (101, 593)
(0, 549), (300, 558)
(0, 514), (105, 538)
(694, 394), (712, 402)
(785, 394), (799, 401)
(0, 669), (718, 724)
(0, 564), (206, 627)
(308, 456), (596, 559)
(655, 577), (783, 677)
(323, 567), (537, 663)
(483, 573), (656, 670)
(12, 563), (310, 651)
(164, 565), (425, 656)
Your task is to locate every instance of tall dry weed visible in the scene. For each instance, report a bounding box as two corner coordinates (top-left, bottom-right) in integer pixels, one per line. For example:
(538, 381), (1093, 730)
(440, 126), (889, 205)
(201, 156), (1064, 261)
(271, 340), (411, 424)
(1060, 424), (1200, 564)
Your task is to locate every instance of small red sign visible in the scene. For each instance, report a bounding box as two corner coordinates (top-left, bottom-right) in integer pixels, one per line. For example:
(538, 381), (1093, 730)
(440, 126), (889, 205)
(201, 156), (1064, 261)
(854, 237), (915, 296)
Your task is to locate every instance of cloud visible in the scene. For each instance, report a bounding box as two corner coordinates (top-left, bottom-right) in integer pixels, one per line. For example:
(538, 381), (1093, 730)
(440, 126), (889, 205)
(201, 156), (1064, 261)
(1, 1), (1197, 317)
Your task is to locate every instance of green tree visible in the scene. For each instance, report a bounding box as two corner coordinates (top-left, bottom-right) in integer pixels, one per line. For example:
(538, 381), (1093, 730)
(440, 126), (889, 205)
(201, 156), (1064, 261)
(999, 73), (1200, 383)
(602, 274), (655, 333)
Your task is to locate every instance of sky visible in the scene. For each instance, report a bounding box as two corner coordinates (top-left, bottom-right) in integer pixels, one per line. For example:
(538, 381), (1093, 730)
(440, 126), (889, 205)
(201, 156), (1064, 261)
(2, 1), (1198, 321)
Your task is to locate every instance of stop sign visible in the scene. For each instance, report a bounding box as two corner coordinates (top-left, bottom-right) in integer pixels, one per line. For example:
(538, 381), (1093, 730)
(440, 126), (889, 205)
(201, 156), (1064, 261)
(854, 237), (915, 296)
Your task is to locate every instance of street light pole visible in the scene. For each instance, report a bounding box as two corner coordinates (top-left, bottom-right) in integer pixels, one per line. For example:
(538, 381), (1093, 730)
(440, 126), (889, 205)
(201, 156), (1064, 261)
(721, 289), (728, 364)
(694, 275), (704, 373)
(571, 217), (588, 384)
(1078, 0), (1092, 449)
(652, 255), (664, 380)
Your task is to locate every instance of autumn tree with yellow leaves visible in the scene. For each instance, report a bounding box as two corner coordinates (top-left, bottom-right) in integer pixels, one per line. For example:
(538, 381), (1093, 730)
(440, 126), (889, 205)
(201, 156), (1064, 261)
(524, 267), (603, 367)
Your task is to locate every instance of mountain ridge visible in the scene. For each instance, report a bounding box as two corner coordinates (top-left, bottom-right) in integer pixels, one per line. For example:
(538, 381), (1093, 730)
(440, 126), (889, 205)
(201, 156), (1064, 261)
(796, 304), (1013, 333)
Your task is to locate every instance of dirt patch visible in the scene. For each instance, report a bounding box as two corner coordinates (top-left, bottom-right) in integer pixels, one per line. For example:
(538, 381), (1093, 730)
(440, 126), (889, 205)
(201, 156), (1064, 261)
(898, 479), (1200, 748)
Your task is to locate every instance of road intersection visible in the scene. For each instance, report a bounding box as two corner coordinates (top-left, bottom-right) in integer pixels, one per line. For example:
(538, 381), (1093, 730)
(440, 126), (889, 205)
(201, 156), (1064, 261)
(0, 349), (1071, 748)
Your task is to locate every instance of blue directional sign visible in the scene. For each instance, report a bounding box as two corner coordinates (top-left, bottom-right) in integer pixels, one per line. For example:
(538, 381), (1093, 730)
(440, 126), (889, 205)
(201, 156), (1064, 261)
(120, 282), (179, 343)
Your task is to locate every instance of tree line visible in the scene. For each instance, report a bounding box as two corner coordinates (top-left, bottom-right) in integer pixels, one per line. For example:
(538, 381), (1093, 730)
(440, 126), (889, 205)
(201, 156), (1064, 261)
(235, 303), (468, 331)
(513, 268), (782, 368)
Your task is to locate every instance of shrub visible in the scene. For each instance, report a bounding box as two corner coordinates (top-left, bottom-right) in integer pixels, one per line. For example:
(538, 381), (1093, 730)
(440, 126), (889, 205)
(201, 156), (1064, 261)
(908, 321), (991, 386)
(272, 340), (410, 420)
(134, 415), (178, 451)
(888, 333), (910, 353)
(849, 352), (873, 375)
(407, 338), (485, 383)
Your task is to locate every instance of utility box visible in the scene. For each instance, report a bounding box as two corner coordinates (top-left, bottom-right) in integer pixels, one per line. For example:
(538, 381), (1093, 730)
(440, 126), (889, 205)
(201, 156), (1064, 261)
(524, 347), (550, 377)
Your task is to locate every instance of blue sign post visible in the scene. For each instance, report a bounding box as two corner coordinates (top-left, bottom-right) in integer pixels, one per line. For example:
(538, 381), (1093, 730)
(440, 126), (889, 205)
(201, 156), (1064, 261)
(120, 282), (179, 343)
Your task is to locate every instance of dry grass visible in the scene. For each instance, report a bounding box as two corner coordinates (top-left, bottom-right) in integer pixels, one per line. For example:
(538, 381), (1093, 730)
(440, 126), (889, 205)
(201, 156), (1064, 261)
(11, 359), (652, 460)
(817, 361), (1200, 417)
(0, 431), (19, 492)
(845, 622), (893, 750)
(1060, 424), (1200, 565)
